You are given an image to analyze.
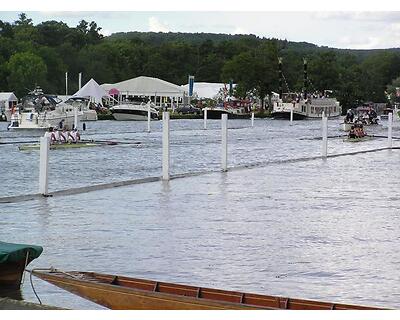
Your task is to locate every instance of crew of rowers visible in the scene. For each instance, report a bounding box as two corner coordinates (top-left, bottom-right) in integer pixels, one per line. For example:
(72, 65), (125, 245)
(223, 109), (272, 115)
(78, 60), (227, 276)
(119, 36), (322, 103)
(345, 108), (378, 125)
(348, 123), (366, 139)
(45, 127), (81, 144)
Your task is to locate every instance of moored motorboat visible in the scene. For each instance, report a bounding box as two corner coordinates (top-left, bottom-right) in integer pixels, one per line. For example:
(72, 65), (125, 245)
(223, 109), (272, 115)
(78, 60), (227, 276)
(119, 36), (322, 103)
(110, 102), (159, 121)
(0, 241), (42, 289)
(32, 269), (383, 310)
(6, 87), (83, 130)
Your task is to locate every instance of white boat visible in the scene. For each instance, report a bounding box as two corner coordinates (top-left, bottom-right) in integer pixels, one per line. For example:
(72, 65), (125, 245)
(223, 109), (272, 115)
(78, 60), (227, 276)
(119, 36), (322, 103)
(110, 102), (159, 121)
(271, 93), (342, 120)
(7, 87), (83, 130)
(65, 97), (98, 121)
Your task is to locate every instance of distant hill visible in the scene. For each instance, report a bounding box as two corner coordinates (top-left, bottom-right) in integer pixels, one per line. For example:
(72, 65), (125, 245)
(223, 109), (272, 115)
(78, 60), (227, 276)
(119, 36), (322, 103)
(107, 31), (400, 59)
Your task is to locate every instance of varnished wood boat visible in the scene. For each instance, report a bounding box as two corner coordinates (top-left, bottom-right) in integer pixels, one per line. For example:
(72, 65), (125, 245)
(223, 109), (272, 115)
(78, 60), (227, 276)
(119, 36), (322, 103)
(31, 269), (383, 310)
(0, 241), (43, 289)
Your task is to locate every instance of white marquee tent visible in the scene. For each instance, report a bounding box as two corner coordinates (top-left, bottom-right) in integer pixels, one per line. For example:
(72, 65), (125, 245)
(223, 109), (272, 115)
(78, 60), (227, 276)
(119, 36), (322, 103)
(72, 78), (110, 105)
(101, 76), (187, 98)
(181, 82), (236, 100)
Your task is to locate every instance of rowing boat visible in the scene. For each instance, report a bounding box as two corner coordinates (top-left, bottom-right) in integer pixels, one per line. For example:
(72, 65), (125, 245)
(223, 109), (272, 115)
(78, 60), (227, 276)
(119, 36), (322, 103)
(343, 135), (373, 143)
(0, 241), (42, 289)
(18, 142), (100, 151)
(31, 269), (383, 310)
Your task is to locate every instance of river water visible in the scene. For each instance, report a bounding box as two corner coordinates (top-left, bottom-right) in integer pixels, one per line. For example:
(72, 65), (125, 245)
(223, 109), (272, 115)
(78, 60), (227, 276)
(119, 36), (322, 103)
(1, 117), (400, 309)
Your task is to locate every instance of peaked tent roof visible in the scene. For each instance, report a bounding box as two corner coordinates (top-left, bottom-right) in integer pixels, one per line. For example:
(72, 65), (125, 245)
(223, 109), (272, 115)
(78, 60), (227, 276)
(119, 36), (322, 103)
(0, 92), (18, 101)
(72, 78), (109, 105)
(101, 76), (186, 97)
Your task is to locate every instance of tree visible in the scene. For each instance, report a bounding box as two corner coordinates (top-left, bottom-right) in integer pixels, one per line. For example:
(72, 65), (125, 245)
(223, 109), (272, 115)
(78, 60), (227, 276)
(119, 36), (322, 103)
(386, 77), (400, 105)
(222, 42), (278, 108)
(7, 52), (47, 96)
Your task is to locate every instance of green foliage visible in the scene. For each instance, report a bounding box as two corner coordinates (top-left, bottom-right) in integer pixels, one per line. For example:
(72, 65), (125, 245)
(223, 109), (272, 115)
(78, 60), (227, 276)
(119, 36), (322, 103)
(0, 12), (400, 108)
(386, 77), (400, 104)
(7, 51), (47, 96)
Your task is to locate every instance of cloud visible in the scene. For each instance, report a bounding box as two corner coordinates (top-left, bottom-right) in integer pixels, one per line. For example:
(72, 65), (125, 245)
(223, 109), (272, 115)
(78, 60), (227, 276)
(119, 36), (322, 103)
(310, 11), (400, 23)
(148, 16), (170, 32)
(232, 27), (248, 35)
(100, 29), (112, 36)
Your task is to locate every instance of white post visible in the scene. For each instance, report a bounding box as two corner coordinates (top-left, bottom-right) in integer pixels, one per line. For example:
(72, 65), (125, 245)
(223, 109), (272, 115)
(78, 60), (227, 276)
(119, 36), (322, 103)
(74, 106), (78, 130)
(39, 136), (50, 195)
(147, 104), (151, 133)
(203, 108), (208, 130)
(221, 114), (228, 171)
(78, 72), (82, 90)
(394, 107), (398, 122)
(388, 112), (393, 148)
(162, 111), (170, 180)
(251, 112), (255, 127)
(290, 106), (294, 125)
(322, 113), (328, 158)
(65, 72), (68, 95)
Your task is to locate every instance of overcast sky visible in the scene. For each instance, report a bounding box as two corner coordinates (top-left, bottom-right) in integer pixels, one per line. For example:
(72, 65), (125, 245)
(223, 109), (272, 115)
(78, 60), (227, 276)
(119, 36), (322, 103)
(1, 11), (400, 50)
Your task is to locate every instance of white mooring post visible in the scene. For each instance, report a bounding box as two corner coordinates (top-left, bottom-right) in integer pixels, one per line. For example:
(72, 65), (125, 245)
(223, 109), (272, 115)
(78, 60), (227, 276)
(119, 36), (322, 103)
(290, 106), (294, 125)
(221, 114), (228, 171)
(65, 72), (68, 95)
(388, 112), (393, 148)
(147, 104), (151, 133)
(251, 112), (255, 127)
(203, 108), (208, 130)
(39, 136), (50, 195)
(78, 72), (82, 90)
(162, 112), (170, 180)
(321, 113), (328, 158)
(74, 106), (78, 130)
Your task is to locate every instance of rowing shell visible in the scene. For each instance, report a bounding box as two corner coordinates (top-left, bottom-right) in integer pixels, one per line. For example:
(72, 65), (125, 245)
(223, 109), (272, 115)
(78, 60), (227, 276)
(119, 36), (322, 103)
(18, 142), (100, 151)
(343, 136), (373, 143)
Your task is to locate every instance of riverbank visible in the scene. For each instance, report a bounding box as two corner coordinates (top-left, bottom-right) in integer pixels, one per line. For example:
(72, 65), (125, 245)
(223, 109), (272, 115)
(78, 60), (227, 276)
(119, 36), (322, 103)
(97, 110), (272, 121)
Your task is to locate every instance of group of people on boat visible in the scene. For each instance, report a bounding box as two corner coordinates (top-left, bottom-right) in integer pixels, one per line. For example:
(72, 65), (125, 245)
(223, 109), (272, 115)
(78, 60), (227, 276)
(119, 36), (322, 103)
(348, 123), (366, 139)
(45, 126), (80, 144)
(345, 108), (378, 125)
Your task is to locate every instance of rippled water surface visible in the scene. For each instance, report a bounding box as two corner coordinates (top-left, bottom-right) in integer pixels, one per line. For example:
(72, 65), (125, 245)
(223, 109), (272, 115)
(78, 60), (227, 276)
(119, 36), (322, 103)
(1, 118), (400, 309)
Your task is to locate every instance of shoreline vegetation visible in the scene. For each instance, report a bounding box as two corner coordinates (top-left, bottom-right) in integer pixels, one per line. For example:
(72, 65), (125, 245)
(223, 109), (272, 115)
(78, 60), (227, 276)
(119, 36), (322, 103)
(0, 13), (400, 111)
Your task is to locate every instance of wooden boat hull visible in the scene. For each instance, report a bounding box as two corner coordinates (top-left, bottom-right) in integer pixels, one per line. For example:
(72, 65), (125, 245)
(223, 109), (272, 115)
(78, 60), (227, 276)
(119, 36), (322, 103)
(32, 270), (382, 310)
(0, 262), (26, 289)
(0, 241), (43, 289)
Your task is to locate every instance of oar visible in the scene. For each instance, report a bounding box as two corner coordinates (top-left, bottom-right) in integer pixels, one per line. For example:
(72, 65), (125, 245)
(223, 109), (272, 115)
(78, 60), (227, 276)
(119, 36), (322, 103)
(0, 140), (39, 145)
(81, 139), (142, 145)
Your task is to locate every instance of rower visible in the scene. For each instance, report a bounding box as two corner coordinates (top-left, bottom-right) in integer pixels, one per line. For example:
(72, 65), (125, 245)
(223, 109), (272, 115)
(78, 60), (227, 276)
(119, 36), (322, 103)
(68, 128), (81, 143)
(53, 128), (62, 143)
(44, 127), (55, 144)
(60, 128), (68, 143)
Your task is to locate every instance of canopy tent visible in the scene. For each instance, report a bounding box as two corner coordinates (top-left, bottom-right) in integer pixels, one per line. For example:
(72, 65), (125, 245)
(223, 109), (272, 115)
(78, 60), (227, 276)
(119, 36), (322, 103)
(0, 92), (18, 112)
(180, 82), (236, 100)
(0, 92), (18, 102)
(101, 76), (186, 97)
(72, 78), (110, 105)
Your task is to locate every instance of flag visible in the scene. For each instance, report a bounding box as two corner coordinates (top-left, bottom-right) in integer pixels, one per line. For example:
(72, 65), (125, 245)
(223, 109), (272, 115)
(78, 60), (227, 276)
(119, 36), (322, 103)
(188, 75), (194, 97)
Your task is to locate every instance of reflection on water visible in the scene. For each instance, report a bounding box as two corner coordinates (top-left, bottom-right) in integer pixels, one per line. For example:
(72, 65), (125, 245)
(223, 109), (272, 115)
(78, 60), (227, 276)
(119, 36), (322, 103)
(1, 119), (399, 309)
